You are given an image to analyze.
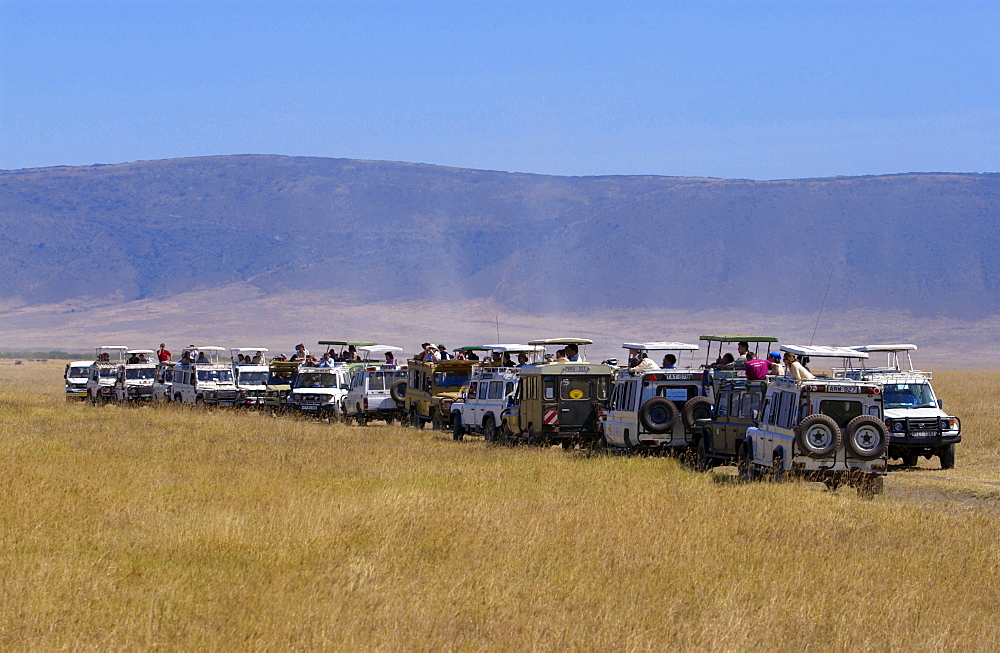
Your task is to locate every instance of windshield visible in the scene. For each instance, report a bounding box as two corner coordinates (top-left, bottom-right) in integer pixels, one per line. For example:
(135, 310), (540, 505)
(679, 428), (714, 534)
(295, 372), (338, 389)
(125, 368), (155, 380)
(68, 366), (90, 378)
(369, 370), (406, 391)
(559, 376), (610, 401)
(434, 371), (469, 388)
(268, 371), (295, 385)
(99, 367), (117, 378)
(882, 382), (937, 409)
(238, 371), (268, 385)
(197, 369), (233, 383)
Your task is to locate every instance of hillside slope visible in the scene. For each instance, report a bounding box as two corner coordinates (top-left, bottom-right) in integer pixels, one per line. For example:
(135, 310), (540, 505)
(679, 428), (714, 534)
(1, 155), (997, 317)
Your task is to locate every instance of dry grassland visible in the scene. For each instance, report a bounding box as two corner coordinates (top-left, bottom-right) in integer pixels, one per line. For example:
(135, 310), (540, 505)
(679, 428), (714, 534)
(2, 361), (998, 650)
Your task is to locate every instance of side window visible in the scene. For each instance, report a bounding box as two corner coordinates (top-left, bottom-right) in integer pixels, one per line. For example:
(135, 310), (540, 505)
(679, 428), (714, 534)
(468, 381), (478, 397)
(629, 381), (639, 411)
(730, 392), (743, 417)
(778, 392), (794, 429)
(505, 382), (515, 396)
(717, 391), (730, 417)
(478, 382), (488, 400)
(741, 393), (753, 418)
(765, 395), (777, 425)
(543, 377), (555, 400)
(488, 381), (503, 399)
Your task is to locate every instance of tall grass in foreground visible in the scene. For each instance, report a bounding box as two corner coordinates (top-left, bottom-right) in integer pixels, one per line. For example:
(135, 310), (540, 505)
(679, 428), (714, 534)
(1, 363), (998, 649)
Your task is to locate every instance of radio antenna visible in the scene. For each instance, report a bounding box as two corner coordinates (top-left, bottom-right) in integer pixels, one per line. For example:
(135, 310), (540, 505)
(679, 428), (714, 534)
(810, 267), (835, 346)
(495, 315), (501, 342)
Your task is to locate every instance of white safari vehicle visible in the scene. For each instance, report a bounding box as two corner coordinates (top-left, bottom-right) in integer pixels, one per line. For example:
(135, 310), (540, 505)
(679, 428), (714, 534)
(602, 342), (712, 452)
(343, 346), (408, 424)
(113, 349), (157, 403)
(86, 346), (127, 405)
(845, 344), (961, 469)
(230, 347), (269, 407)
(450, 344), (542, 442)
(65, 361), (93, 401)
(745, 345), (888, 497)
(288, 364), (353, 419)
(171, 346), (239, 406)
(152, 361), (175, 403)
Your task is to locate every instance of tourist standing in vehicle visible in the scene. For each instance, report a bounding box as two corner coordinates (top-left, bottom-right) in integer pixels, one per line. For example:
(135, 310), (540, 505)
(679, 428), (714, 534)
(629, 352), (659, 373)
(784, 353), (815, 380)
(157, 344), (171, 363)
(662, 354), (677, 369)
(566, 343), (580, 362)
(769, 352), (784, 375)
(385, 351), (396, 366)
(252, 351), (263, 364)
(438, 345), (451, 361)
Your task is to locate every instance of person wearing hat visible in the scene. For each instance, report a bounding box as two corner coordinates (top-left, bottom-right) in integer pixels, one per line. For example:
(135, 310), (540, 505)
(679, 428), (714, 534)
(768, 351), (785, 376)
(437, 345), (451, 361)
(422, 344), (440, 362)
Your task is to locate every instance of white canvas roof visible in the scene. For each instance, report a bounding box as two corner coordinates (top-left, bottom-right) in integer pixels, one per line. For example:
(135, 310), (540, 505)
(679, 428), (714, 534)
(230, 347), (269, 353)
(781, 345), (869, 359)
(126, 349), (155, 355)
(185, 345), (226, 352)
(622, 342), (699, 351)
(358, 345), (403, 354)
(481, 343), (546, 353)
(852, 344), (918, 353)
(96, 345), (127, 351)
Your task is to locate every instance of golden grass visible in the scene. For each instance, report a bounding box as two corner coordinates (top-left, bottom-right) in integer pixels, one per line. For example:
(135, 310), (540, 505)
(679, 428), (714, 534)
(2, 362), (999, 649)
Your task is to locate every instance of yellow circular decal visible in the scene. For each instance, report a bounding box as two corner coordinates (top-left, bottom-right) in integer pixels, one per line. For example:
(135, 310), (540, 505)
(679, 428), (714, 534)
(569, 389), (584, 399)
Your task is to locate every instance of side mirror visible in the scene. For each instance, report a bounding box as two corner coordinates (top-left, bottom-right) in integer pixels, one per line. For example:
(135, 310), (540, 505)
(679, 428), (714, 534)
(937, 399), (943, 409)
(751, 409), (759, 425)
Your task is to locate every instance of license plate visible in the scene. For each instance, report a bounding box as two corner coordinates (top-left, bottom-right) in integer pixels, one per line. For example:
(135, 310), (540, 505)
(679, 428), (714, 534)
(827, 385), (858, 393)
(912, 431), (936, 437)
(302, 405), (318, 410)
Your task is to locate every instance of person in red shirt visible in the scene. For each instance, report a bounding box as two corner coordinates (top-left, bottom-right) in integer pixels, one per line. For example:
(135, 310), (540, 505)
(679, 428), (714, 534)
(157, 343), (171, 363)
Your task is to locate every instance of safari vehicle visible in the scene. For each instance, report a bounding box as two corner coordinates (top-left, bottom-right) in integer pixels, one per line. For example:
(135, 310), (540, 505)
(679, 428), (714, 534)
(113, 349), (157, 403)
(499, 338), (614, 447)
(288, 364), (352, 419)
(263, 360), (301, 411)
(171, 346), (239, 406)
(690, 376), (768, 468)
(450, 344), (541, 442)
(86, 346), (127, 405)
(64, 361), (93, 401)
(151, 361), (175, 403)
(744, 345), (888, 497)
(844, 344), (960, 469)
(343, 346), (408, 424)
(698, 334), (779, 399)
(317, 340), (377, 367)
(602, 342), (712, 452)
(404, 357), (475, 429)
(230, 347), (269, 407)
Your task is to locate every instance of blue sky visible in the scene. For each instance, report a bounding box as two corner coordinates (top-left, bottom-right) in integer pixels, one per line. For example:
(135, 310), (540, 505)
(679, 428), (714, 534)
(1, 0), (997, 179)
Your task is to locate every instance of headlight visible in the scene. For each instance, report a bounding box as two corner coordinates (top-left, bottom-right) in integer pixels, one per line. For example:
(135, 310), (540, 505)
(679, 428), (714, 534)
(893, 422), (904, 432)
(940, 418), (956, 430)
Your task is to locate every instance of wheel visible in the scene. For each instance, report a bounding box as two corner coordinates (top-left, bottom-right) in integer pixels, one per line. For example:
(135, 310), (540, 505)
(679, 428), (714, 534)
(384, 416), (394, 425)
(844, 415), (888, 460)
(482, 415), (497, 442)
(901, 452), (919, 467)
(940, 443), (956, 470)
(195, 396), (204, 407)
(496, 422), (511, 446)
(737, 442), (757, 482)
(452, 414), (464, 441)
(174, 393), (183, 403)
(696, 437), (710, 472)
(681, 396), (713, 431)
(410, 409), (421, 429)
(389, 380), (407, 405)
(638, 397), (678, 433)
(431, 409), (445, 431)
(527, 426), (539, 446)
(767, 453), (785, 482)
(795, 414), (841, 458)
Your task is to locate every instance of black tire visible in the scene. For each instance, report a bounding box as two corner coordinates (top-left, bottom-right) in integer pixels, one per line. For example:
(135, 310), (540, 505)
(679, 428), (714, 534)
(681, 396), (713, 430)
(410, 408), (420, 429)
(389, 380), (407, 405)
(174, 393), (183, 403)
(452, 413), (464, 441)
(496, 422), (511, 446)
(737, 442), (757, 482)
(696, 437), (710, 472)
(768, 452), (785, 482)
(638, 397), (678, 434)
(844, 415), (888, 460)
(901, 452), (919, 467)
(527, 426), (538, 446)
(795, 414), (841, 458)
(940, 443), (956, 470)
(482, 415), (496, 443)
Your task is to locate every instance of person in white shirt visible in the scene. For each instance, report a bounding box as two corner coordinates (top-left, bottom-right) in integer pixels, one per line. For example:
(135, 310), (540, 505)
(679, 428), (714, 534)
(629, 353), (660, 373)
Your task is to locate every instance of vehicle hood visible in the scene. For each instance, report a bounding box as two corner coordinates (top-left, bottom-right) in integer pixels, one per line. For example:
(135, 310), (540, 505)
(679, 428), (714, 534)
(883, 407), (948, 419)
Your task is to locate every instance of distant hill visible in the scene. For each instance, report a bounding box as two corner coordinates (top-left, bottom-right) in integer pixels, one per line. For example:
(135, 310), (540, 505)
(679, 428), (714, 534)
(1, 155), (998, 318)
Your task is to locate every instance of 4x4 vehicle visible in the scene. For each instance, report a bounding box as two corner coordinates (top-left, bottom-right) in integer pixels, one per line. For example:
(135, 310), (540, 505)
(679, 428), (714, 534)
(230, 347), (269, 407)
(65, 361), (93, 401)
(691, 376), (769, 468)
(343, 346), (408, 424)
(744, 345), (889, 497)
(844, 344), (960, 469)
(500, 338), (614, 447)
(263, 360), (301, 412)
(113, 349), (157, 403)
(404, 357), (475, 429)
(171, 346), (239, 406)
(602, 342), (712, 452)
(152, 361), (175, 403)
(86, 346), (127, 405)
(450, 344), (541, 442)
(288, 364), (352, 419)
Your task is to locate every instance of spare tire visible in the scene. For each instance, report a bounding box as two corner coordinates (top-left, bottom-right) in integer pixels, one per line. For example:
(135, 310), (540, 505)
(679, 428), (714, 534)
(681, 396), (713, 430)
(389, 379), (407, 405)
(795, 413), (841, 458)
(639, 397), (678, 434)
(844, 415), (888, 460)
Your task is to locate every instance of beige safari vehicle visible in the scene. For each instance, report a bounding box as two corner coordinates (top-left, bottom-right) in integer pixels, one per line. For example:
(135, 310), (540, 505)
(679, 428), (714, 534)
(403, 357), (475, 429)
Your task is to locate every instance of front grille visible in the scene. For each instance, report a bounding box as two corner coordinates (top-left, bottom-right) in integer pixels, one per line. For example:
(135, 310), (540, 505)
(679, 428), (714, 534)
(216, 390), (237, 399)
